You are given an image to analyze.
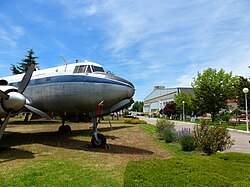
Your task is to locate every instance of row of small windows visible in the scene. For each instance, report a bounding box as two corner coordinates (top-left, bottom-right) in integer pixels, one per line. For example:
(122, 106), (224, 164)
(9, 77), (51, 86)
(73, 65), (104, 74)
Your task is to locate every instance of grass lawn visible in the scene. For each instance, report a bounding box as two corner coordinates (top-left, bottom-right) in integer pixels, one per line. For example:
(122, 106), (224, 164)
(226, 123), (248, 131)
(124, 152), (250, 186)
(123, 123), (250, 186)
(0, 119), (170, 186)
(1, 119), (250, 186)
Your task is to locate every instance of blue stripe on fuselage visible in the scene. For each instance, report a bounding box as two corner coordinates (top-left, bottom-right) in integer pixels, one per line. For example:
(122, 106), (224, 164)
(16, 75), (130, 87)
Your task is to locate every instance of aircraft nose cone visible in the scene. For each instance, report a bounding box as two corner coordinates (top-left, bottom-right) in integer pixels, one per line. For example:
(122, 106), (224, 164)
(105, 74), (135, 98)
(3, 92), (26, 110)
(128, 82), (135, 98)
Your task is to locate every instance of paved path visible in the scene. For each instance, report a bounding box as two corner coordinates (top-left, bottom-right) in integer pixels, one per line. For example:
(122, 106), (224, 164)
(139, 116), (250, 154)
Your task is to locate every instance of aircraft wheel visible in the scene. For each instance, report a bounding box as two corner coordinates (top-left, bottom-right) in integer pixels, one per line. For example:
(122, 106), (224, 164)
(91, 133), (107, 148)
(64, 125), (72, 133)
(58, 125), (72, 134)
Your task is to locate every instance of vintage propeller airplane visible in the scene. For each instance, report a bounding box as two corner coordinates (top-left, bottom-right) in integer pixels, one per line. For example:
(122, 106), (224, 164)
(0, 61), (135, 148)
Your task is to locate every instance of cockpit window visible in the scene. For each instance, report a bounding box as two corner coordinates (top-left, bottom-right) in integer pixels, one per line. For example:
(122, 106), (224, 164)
(92, 66), (104, 73)
(73, 65), (103, 73)
(86, 65), (92, 73)
(73, 65), (87, 73)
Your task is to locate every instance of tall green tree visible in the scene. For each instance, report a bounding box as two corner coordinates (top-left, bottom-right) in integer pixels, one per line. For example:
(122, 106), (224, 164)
(131, 101), (144, 112)
(11, 49), (39, 74)
(234, 76), (250, 109)
(192, 68), (237, 122)
(174, 92), (194, 115)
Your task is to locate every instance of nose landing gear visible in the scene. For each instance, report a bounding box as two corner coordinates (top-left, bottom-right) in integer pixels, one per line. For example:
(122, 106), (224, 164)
(89, 117), (109, 149)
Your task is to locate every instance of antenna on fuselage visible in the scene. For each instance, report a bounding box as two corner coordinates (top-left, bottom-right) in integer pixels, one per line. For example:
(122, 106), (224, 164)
(61, 56), (67, 72)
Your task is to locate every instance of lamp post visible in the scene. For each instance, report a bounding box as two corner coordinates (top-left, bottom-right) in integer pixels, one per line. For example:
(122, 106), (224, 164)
(243, 88), (249, 132)
(182, 101), (185, 122)
(158, 101), (162, 118)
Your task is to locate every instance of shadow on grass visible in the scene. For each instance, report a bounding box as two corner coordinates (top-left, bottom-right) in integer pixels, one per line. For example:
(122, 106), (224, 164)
(8, 120), (61, 125)
(0, 125), (153, 160)
(0, 147), (35, 163)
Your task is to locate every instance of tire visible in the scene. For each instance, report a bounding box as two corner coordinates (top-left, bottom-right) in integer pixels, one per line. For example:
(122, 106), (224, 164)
(58, 125), (72, 134)
(64, 125), (72, 133)
(91, 133), (107, 148)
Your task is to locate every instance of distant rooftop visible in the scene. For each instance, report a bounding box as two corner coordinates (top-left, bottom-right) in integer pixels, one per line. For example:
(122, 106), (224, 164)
(144, 86), (193, 101)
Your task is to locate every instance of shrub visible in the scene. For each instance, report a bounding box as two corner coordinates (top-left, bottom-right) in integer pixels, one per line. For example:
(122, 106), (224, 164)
(174, 128), (196, 151)
(124, 118), (146, 124)
(194, 124), (233, 155)
(179, 134), (196, 151)
(163, 129), (175, 143)
(174, 128), (192, 142)
(215, 114), (232, 122)
(155, 119), (175, 139)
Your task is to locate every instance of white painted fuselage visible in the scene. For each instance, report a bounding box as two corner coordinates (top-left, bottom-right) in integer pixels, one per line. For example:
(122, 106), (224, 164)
(0, 61), (135, 117)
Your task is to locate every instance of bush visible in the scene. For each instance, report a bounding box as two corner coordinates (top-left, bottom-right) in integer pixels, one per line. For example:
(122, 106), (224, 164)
(216, 114), (232, 122)
(194, 124), (233, 155)
(163, 129), (175, 143)
(124, 118), (147, 124)
(155, 119), (175, 139)
(174, 128), (192, 142)
(179, 134), (196, 151)
(174, 128), (196, 151)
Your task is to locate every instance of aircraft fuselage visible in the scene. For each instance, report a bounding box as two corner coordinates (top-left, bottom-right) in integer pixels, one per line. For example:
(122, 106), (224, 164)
(0, 61), (135, 117)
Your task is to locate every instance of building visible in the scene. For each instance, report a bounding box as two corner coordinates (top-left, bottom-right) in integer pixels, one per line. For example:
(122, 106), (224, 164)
(143, 86), (193, 115)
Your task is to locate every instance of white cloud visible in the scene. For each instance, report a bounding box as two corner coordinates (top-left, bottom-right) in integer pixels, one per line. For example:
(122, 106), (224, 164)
(85, 5), (97, 16)
(0, 26), (25, 48)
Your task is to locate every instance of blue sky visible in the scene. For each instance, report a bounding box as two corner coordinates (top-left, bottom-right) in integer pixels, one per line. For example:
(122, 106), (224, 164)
(1, 0), (250, 101)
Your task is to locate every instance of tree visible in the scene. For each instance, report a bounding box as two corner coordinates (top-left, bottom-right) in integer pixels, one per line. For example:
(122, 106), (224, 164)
(174, 92), (195, 116)
(191, 68), (237, 122)
(106, 70), (115, 75)
(131, 101), (144, 112)
(234, 76), (250, 109)
(11, 49), (39, 74)
(160, 102), (177, 117)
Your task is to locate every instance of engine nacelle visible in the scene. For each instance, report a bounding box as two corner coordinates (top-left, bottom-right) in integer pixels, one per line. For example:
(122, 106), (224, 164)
(0, 85), (25, 118)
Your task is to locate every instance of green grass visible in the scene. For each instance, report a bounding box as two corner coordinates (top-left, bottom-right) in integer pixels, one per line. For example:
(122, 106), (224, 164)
(0, 122), (133, 187)
(139, 123), (198, 157)
(2, 120), (250, 186)
(124, 152), (250, 187)
(0, 159), (120, 187)
(125, 123), (250, 186)
(226, 123), (247, 131)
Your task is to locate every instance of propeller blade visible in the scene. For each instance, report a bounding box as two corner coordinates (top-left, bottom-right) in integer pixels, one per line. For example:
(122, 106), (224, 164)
(0, 112), (12, 140)
(0, 90), (9, 100)
(18, 64), (35, 93)
(25, 105), (49, 119)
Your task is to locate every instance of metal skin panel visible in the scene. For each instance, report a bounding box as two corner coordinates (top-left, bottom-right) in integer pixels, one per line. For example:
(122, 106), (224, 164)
(23, 78), (134, 114)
